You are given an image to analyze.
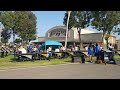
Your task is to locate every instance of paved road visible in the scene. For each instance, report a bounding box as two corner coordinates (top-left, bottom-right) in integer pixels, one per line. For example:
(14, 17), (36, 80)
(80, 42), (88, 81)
(0, 63), (120, 79)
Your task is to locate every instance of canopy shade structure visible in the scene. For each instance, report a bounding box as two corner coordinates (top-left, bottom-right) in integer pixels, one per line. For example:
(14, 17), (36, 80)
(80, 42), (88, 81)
(39, 40), (62, 50)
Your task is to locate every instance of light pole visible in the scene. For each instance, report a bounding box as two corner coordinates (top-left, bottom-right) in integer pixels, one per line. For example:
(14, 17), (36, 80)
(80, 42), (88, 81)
(65, 11), (71, 50)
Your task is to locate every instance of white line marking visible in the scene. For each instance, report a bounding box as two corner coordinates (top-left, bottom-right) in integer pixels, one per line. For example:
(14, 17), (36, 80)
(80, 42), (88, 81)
(0, 63), (80, 72)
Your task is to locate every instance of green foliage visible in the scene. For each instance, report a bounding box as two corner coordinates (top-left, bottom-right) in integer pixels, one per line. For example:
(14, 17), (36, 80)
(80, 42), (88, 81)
(14, 38), (22, 44)
(0, 11), (15, 30)
(0, 11), (37, 43)
(1, 29), (11, 44)
(91, 11), (120, 40)
(14, 11), (37, 43)
(63, 11), (92, 29)
(104, 34), (111, 49)
(104, 34), (110, 40)
(1, 37), (8, 44)
(113, 27), (120, 35)
(63, 11), (92, 48)
(0, 55), (71, 70)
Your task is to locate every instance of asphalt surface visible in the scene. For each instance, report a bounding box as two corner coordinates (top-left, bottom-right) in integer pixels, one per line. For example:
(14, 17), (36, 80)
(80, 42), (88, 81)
(0, 63), (120, 79)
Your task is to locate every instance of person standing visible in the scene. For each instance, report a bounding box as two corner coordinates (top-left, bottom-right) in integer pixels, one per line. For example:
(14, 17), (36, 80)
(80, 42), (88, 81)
(13, 45), (17, 58)
(88, 44), (94, 63)
(5, 47), (9, 56)
(108, 43), (114, 51)
(28, 44), (33, 53)
(1, 46), (5, 58)
(47, 46), (52, 60)
(85, 45), (88, 51)
(62, 46), (66, 58)
(95, 43), (100, 61)
(32, 46), (38, 61)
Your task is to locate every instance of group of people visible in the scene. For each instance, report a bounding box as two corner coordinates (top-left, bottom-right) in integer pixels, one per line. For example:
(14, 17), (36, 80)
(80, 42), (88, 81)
(1, 42), (115, 63)
(27, 44), (40, 53)
(13, 44), (67, 60)
(47, 46), (66, 60)
(86, 43), (114, 63)
(71, 45), (80, 51)
(0, 45), (10, 58)
(87, 43), (101, 63)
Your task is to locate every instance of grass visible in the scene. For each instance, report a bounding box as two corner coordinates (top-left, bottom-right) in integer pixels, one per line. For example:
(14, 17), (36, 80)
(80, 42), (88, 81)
(0, 55), (71, 70)
(0, 54), (120, 70)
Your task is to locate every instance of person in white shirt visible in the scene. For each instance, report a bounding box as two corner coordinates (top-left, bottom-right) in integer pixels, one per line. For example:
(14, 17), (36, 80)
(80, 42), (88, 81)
(33, 46), (37, 52)
(75, 46), (78, 51)
(108, 43), (114, 51)
(85, 45), (88, 51)
(47, 46), (52, 60)
(18, 46), (27, 54)
(62, 46), (65, 51)
(17, 45), (27, 61)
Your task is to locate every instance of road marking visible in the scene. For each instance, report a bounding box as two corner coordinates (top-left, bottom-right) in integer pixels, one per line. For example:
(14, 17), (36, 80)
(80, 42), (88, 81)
(0, 63), (80, 72)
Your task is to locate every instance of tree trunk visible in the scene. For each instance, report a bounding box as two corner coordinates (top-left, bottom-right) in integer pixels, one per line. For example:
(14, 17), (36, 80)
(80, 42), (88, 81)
(102, 31), (106, 49)
(102, 32), (105, 43)
(77, 28), (83, 49)
(13, 29), (15, 45)
(106, 39), (109, 49)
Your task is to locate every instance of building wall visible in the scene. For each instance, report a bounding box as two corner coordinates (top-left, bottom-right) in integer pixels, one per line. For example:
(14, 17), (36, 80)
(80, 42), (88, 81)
(103, 36), (116, 45)
(109, 36), (116, 45)
(72, 27), (95, 40)
(72, 27), (78, 40)
(117, 40), (120, 49)
(37, 26), (116, 49)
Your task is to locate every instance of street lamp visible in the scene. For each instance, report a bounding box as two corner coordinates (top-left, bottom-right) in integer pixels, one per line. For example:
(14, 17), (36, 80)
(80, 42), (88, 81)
(65, 11), (71, 50)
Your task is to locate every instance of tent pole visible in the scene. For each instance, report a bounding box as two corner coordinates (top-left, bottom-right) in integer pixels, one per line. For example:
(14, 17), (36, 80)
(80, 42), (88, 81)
(45, 42), (46, 52)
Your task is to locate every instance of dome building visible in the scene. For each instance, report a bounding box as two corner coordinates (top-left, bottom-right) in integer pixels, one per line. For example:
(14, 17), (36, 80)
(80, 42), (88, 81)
(36, 26), (116, 48)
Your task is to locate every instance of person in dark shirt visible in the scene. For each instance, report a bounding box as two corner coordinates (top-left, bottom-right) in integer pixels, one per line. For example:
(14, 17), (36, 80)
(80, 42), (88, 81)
(95, 43), (100, 61)
(1, 46), (5, 58)
(28, 44), (33, 53)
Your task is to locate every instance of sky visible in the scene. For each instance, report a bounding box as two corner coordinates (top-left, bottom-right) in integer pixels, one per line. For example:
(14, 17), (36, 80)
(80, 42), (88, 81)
(32, 11), (101, 42)
(33, 11), (66, 37)
(9, 11), (120, 42)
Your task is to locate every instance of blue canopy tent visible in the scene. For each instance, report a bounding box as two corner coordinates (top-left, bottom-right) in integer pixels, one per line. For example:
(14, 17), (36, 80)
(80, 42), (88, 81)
(39, 40), (62, 51)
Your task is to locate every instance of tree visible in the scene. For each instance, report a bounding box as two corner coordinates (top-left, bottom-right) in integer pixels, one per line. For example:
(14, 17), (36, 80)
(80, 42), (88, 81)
(91, 11), (120, 47)
(104, 34), (110, 49)
(1, 28), (11, 45)
(0, 11), (37, 44)
(63, 11), (92, 49)
(113, 27), (120, 35)
(14, 38), (22, 44)
(0, 11), (18, 44)
(14, 11), (37, 43)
